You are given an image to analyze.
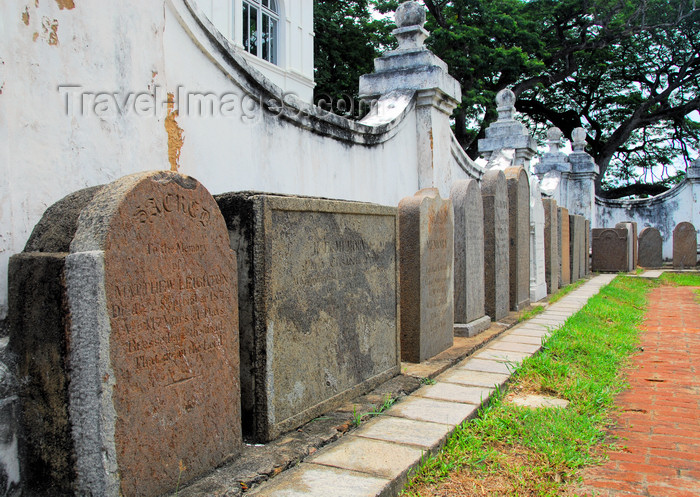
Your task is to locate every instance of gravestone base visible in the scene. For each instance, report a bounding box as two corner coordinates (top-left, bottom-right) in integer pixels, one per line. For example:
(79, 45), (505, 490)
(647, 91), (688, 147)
(454, 316), (492, 338)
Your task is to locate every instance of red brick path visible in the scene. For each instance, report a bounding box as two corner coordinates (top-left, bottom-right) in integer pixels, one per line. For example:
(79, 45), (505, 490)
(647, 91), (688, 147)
(578, 286), (700, 497)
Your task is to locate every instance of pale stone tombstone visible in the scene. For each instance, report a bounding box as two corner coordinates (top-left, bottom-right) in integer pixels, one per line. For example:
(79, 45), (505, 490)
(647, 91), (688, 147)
(615, 222), (636, 271)
(673, 222), (698, 269)
(543, 199), (559, 293)
(529, 178), (547, 302)
(482, 170), (510, 320)
(505, 166), (530, 310)
(592, 228), (629, 272)
(398, 188), (454, 362)
(569, 214), (580, 282)
(559, 207), (571, 285)
(615, 222), (637, 270)
(450, 179), (491, 337)
(216, 192), (401, 441)
(9, 172), (242, 496)
(638, 227), (663, 268)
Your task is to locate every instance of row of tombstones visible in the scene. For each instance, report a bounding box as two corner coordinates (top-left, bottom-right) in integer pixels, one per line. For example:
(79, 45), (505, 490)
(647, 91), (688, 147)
(592, 222), (699, 272)
(6, 169), (588, 496)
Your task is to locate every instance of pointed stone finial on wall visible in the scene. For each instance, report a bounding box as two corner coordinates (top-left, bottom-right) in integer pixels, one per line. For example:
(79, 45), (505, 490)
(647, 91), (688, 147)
(546, 127), (563, 153)
(688, 156), (700, 180)
(496, 89), (516, 121)
(572, 127), (587, 152)
(393, 1), (429, 51)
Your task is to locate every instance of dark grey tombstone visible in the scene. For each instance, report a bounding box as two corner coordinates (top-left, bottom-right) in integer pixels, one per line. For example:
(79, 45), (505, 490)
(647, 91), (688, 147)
(569, 214), (580, 283)
(577, 216), (587, 280)
(505, 166), (530, 311)
(559, 207), (570, 285)
(616, 222), (638, 271)
(592, 228), (629, 272)
(216, 192), (401, 442)
(451, 180), (491, 337)
(638, 227), (663, 268)
(482, 170), (510, 320)
(673, 222), (698, 269)
(543, 199), (559, 294)
(584, 219), (591, 275)
(9, 172), (242, 497)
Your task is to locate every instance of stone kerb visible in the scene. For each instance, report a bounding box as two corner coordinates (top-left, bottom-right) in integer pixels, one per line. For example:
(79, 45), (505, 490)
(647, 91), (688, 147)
(399, 188), (455, 362)
(543, 199), (560, 293)
(638, 227), (663, 268)
(504, 166), (531, 311)
(216, 192), (401, 442)
(592, 228), (629, 272)
(450, 179), (491, 337)
(10, 171), (242, 497)
(481, 170), (510, 321)
(673, 222), (698, 269)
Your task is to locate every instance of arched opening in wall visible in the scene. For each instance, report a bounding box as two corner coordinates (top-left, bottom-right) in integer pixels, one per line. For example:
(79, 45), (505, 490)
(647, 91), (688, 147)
(243, 0), (280, 65)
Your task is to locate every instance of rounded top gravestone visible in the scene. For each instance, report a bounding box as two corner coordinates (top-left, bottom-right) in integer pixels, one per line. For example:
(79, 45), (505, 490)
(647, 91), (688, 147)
(67, 171), (241, 497)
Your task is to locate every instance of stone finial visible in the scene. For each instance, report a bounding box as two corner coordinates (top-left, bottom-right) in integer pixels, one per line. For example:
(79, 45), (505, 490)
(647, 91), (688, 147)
(392, 2), (429, 51)
(546, 127), (563, 153)
(572, 127), (587, 151)
(496, 89), (516, 121)
(396, 1), (426, 28)
(688, 156), (700, 179)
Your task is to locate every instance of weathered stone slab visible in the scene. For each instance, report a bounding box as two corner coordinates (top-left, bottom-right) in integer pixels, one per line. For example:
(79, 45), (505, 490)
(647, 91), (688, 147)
(673, 222), (698, 269)
(584, 219), (591, 275)
(559, 207), (570, 285)
(591, 228), (629, 272)
(569, 214), (580, 283)
(638, 227), (663, 268)
(398, 188), (454, 362)
(450, 179), (490, 336)
(543, 199), (559, 293)
(577, 215), (586, 280)
(529, 178), (547, 302)
(481, 170), (510, 320)
(10, 171), (242, 497)
(216, 192), (400, 442)
(616, 222), (637, 271)
(505, 167), (530, 311)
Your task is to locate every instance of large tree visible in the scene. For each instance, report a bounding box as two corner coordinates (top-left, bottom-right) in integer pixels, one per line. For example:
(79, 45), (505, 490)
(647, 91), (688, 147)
(373, 0), (700, 197)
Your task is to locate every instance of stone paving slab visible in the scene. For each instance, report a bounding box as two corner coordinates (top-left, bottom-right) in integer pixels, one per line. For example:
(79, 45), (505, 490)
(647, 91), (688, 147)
(414, 383), (493, 404)
(246, 274), (617, 497)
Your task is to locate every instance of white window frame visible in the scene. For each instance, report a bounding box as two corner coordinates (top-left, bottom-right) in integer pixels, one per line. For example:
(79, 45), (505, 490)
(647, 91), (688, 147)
(242, 0), (279, 65)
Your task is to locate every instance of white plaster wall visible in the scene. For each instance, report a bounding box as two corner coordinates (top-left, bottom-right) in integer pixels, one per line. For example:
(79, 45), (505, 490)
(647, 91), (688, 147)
(0, 0), (427, 318)
(596, 180), (700, 260)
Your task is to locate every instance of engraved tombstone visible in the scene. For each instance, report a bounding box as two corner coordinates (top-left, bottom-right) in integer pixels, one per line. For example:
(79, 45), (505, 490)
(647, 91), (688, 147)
(451, 179), (491, 337)
(543, 199), (559, 293)
(398, 188), (454, 362)
(616, 222), (637, 271)
(673, 222), (698, 269)
(9, 172), (241, 497)
(216, 192), (400, 442)
(592, 228), (629, 272)
(529, 178), (547, 302)
(584, 219), (591, 275)
(559, 207), (570, 285)
(569, 215), (581, 283)
(505, 166), (530, 311)
(482, 170), (510, 320)
(577, 216), (586, 279)
(638, 227), (663, 268)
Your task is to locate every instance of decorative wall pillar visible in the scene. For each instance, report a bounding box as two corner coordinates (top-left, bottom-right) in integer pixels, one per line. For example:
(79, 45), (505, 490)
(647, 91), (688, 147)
(359, 1), (461, 198)
(535, 127), (571, 207)
(567, 128), (599, 222)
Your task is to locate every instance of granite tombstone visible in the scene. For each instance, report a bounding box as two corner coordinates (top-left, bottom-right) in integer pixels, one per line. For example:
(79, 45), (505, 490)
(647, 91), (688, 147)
(450, 179), (490, 337)
(398, 188), (454, 361)
(9, 171), (242, 497)
(505, 166), (530, 311)
(569, 214), (580, 283)
(559, 207), (570, 285)
(673, 222), (698, 269)
(591, 228), (629, 272)
(216, 192), (401, 442)
(482, 170), (510, 320)
(542, 199), (559, 294)
(615, 222), (637, 271)
(638, 227), (663, 268)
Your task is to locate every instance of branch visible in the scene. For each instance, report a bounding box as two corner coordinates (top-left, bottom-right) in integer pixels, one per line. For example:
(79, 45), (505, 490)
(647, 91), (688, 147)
(598, 183), (671, 199)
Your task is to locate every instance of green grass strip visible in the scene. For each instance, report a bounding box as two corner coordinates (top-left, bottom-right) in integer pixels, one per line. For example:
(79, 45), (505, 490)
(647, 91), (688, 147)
(658, 272), (700, 286)
(402, 276), (653, 496)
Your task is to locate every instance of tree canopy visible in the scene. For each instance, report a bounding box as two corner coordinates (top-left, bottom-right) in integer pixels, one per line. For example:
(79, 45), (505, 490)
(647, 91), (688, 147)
(315, 0), (700, 197)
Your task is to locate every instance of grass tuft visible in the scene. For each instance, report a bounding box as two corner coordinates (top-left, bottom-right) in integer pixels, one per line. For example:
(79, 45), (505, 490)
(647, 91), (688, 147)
(402, 276), (653, 496)
(658, 271), (700, 286)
